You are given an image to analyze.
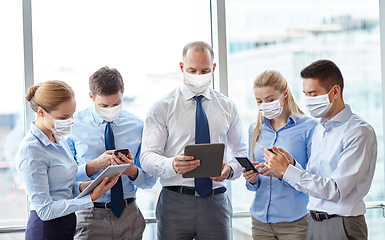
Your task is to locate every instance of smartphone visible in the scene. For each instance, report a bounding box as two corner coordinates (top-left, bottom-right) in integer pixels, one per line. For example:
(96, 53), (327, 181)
(235, 157), (258, 173)
(268, 148), (276, 154)
(114, 148), (129, 156)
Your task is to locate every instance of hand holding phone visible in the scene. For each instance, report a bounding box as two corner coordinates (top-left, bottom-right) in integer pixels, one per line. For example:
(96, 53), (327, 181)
(114, 148), (129, 156)
(236, 157), (258, 173)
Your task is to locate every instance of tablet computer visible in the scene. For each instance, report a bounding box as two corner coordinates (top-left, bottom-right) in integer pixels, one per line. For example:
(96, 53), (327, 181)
(182, 143), (225, 178)
(76, 164), (130, 199)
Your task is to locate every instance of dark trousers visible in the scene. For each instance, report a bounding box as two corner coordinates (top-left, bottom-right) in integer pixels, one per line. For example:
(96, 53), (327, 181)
(25, 210), (76, 240)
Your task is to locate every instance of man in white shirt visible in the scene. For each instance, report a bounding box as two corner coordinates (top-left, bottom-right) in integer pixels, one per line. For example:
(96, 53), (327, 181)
(262, 60), (377, 240)
(140, 41), (248, 240)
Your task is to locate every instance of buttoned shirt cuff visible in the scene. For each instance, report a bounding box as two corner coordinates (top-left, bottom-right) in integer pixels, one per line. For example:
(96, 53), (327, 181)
(283, 164), (303, 187)
(227, 162), (241, 180)
(128, 168), (145, 187)
(166, 157), (179, 178)
(246, 178), (259, 191)
(77, 163), (91, 181)
(76, 193), (94, 207)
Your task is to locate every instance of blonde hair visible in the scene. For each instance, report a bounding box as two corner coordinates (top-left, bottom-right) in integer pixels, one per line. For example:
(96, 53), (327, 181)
(250, 70), (304, 161)
(25, 80), (74, 113)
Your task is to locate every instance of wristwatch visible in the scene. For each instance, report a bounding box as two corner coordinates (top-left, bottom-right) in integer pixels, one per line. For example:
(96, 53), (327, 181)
(227, 166), (234, 179)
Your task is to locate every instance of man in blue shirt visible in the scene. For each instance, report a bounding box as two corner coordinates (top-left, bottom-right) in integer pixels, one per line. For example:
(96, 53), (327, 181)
(67, 66), (157, 240)
(262, 60), (377, 240)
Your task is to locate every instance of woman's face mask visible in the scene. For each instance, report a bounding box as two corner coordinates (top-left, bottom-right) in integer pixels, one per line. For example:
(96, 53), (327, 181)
(258, 94), (284, 119)
(184, 71), (212, 94)
(96, 103), (122, 122)
(45, 113), (74, 138)
(304, 89), (333, 118)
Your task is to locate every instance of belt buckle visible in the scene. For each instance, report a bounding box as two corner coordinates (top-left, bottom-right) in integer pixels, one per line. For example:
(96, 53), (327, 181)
(105, 202), (111, 210)
(194, 191), (200, 197)
(315, 212), (321, 221)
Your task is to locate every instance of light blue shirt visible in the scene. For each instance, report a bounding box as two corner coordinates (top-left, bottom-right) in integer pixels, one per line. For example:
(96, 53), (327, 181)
(66, 106), (157, 203)
(16, 123), (93, 221)
(284, 105), (377, 216)
(247, 115), (318, 223)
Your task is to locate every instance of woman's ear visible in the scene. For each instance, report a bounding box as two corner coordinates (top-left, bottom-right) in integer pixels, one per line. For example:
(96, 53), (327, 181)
(37, 106), (45, 117)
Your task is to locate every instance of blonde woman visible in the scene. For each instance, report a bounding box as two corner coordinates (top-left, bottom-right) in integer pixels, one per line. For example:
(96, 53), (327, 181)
(16, 80), (119, 240)
(242, 70), (318, 240)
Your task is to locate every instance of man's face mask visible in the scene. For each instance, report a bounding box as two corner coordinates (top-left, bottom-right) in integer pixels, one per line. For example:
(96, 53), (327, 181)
(96, 103), (122, 122)
(184, 71), (212, 94)
(304, 89), (334, 118)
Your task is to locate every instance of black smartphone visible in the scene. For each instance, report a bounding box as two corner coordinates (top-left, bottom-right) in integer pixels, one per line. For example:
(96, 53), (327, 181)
(114, 148), (129, 156)
(268, 148), (276, 154)
(235, 157), (258, 173)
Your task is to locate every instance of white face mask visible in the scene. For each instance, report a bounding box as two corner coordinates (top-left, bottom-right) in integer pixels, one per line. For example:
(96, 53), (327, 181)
(304, 90), (333, 118)
(45, 113), (74, 138)
(258, 95), (284, 119)
(184, 71), (212, 94)
(96, 103), (122, 122)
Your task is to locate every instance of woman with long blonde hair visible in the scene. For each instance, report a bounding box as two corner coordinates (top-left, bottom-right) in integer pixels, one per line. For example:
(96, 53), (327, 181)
(242, 70), (318, 240)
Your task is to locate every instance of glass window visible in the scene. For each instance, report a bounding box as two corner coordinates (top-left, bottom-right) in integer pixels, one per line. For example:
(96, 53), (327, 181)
(31, 1), (211, 238)
(0, 1), (28, 238)
(226, 0), (383, 239)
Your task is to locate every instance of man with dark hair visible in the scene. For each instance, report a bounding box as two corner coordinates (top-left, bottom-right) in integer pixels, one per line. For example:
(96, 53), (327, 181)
(67, 66), (157, 240)
(262, 59), (377, 240)
(140, 41), (248, 240)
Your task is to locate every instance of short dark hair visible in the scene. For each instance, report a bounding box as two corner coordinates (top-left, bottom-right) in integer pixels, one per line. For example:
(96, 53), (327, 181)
(300, 60), (344, 94)
(89, 66), (124, 96)
(182, 41), (214, 62)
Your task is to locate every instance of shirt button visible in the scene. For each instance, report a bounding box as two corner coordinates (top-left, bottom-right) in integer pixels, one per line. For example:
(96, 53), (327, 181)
(267, 186), (270, 188)
(267, 200), (269, 202)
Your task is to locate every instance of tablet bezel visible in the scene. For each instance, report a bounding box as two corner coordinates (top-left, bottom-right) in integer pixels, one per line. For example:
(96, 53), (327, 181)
(76, 164), (130, 199)
(182, 143), (225, 178)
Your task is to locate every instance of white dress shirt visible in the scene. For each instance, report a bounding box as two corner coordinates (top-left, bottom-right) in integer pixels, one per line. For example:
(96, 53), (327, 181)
(284, 105), (377, 216)
(140, 84), (248, 188)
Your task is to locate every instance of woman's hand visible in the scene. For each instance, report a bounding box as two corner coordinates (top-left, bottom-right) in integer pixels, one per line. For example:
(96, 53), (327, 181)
(89, 174), (121, 201)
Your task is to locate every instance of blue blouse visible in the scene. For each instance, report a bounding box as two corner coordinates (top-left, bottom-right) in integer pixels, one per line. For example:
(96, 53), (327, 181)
(247, 115), (318, 223)
(16, 123), (93, 221)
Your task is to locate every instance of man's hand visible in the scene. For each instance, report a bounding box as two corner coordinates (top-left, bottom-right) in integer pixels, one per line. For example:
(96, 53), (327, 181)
(172, 153), (200, 174)
(112, 150), (138, 180)
(86, 150), (115, 177)
(210, 163), (231, 182)
(261, 145), (290, 176)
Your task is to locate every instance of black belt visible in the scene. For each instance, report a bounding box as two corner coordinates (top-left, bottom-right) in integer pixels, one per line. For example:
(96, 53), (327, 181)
(93, 198), (135, 210)
(164, 186), (226, 197)
(310, 211), (338, 221)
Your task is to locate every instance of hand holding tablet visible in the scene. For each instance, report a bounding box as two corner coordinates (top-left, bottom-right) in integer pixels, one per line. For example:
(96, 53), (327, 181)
(77, 164), (130, 199)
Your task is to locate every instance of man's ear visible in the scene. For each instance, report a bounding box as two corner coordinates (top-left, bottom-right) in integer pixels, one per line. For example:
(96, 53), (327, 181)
(179, 62), (184, 73)
(212, 63), (217, 73)
(89, 92), (95, 102)
(331, 85), (341, 100)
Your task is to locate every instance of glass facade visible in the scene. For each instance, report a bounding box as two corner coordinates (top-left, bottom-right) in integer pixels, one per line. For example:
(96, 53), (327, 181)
(227, 0), (384, 239)
(0, 1), (384, 239)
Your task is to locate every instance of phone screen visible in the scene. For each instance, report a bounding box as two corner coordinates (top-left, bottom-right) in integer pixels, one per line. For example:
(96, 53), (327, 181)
(235, 157), (258, 173)
(114, 148), (129, 156)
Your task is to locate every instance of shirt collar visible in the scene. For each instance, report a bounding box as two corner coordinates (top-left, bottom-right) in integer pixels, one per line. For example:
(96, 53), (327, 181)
(180, 83), (211, 101)
(320, 104), (351, 126)
(30, 122), (57, 147)
(91, 104), (120, 126)
(261, 114), (297, 126)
